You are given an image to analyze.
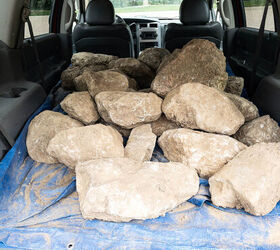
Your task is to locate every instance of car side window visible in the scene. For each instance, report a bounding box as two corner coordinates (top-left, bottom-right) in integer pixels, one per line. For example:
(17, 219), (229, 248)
(243, 0), (274, 31)
(25, 0), (54, 38)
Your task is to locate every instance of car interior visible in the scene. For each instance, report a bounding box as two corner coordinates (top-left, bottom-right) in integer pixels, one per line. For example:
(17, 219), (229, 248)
(0, 0), (279, 162)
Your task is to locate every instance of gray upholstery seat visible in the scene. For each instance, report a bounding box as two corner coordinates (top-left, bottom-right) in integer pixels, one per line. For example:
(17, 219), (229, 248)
(164, 0), (223, 52)
(73, 0), (134, 57)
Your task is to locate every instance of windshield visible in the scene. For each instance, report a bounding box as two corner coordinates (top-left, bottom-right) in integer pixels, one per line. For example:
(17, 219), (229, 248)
(111, 0), (181, 19)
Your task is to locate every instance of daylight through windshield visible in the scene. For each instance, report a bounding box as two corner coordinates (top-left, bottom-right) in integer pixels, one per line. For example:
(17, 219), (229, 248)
(111, 0), (181, 19)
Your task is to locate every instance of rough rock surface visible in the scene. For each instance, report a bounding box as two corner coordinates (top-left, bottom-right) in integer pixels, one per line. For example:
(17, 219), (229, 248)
(108, 58), (155, 89)
(26, 111), (83, 164)
(151, 39), (228, 96)
(138, 48), (170, 71)
(225, 76), (244, 96)
(100, 119), (132, 137)
(84, 70), (130, 97)
(162, 83), (245, 135)
(61, 66), (81, 90)
(224, 92), (259, 122)
(71, 52), (118, 68)
(77, 161), (199, 222)
(73, 75), (87, 91)
(76, 158), (143, 202)
(150, 115), (180, 137)
(234, 115), (280, 146)
(125, 124), (156, 162)
(95, 91), (162, 129)
(209, 143), (280, 216)
(157, 49), (181, 73)
(47, 124), (124, 169)
(158, 128), (246, 178)
(60, 92), (100, 125)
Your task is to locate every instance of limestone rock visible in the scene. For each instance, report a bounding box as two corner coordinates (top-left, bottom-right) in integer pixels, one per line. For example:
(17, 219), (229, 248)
(26, 111), (83, 164)
(78, 161), (199, 222)
(60, 92), (100, 125)
(162, 83), (245, 135)
(108, 58), (155, 89)
(234, 115), (280, 146)
(76, 158), (143, 202)
(73, 75), (87, 91)
(209, 143), (280, 216)
(157, 49), (181, 73)
(151, 39), (228, 97)
(61, 66), (81, 90)
(100, 119), (131, 137)
(125, 124), (156, 162)
(71, 52), (118, 68)
(225, 76), (244, 96)
(84, 70), (129, 97)
(150, 115), (180, 137)
(47, 124), (124, 169)
(224, 92), (259, 122)
(138, 48), (170, 71)
(158, 128), (246, 178)
(95, 91), (162, 129)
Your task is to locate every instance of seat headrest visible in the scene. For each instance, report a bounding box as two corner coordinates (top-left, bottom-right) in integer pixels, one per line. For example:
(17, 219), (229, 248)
(180, 0), (210, 25)
(86, 0), (115, 25)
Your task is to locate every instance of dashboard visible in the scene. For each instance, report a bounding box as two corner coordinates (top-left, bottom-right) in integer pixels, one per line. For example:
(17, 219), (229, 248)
(123, 17), (179, 56)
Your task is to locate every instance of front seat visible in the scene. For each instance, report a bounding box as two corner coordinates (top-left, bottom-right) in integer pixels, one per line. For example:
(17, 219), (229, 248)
(73, 0), (134, 57)
(164, 0), (223, 52)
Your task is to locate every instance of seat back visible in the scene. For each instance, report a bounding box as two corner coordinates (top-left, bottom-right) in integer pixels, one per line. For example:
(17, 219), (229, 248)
(164, 0), (223, 52)
(73, 0), (134, 57)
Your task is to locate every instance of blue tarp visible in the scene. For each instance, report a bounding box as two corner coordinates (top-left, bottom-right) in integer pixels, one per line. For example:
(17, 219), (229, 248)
(1, 77), (280, 249)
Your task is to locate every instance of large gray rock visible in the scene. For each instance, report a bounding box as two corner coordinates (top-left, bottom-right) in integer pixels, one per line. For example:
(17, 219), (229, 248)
(108, 58), (155, 89)
(158, 128), (246, 178)
(61, 66), (81, 90)
(225, 76), (244, 96)
(138, 48), (170, 71)
(224, 92), (259, 122)
(71, 52), (118, 68)
(26, 111), (83, 164)
(151, 39), (228, 97)
(95, 91), (162, 129)
(47, 124), (124, 169)
(234, 115), (280, 146)
(77, 161), (199, 222)
(209, 143), (280, 216)
(150, 115), (180, 137)
(162, 83), (245, 135)
(85, 70), (130, 97)
(125, 124), (156, 162)
(60, 92), (100, 125)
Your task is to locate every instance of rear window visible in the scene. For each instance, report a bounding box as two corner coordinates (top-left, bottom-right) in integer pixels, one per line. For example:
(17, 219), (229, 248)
(25, 0), (54, 38)
(243, 0), (274, 31)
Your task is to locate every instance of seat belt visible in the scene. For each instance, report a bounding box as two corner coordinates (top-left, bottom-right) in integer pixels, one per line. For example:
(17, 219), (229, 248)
(21, 3), (46, 86)
(248, 0), (272, 96)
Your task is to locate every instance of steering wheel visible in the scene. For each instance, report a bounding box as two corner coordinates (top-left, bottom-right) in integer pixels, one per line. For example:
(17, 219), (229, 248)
(115, 15), (126, 24)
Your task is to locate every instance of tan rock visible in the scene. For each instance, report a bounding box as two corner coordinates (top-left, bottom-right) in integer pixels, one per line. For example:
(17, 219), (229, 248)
(209, 143), (280, 216)
(234, 115), (280, 146)
(76, 158), (143, 202)
(151, 39), (228, 97)
(60, 92), (100, 125)
(108, 58), (155, 89)
(224, 92), (259, 122)
(150, 115), (180, 137)
(71, 52), (118, 68)
(162, 83), (245, 135)
(225, 76), (244, 96)
(83, 70), (129, 97)
(73, 75), (87, 91)
(26, 111), (83, 164)
(158, 128), (246, 178)
(95, 91), (162, 129)
(78, 161), (199, 222)
(61, 66), (81, 90)
(138, 48), (170, 71)
(47, 124), (124, 169)
(157, 49), (181, 73)
(125, 124), (156, 162)
(100, 119), (131, 137)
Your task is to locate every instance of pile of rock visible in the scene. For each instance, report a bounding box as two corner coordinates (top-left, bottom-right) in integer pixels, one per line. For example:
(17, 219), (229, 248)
(26, 39), (280, 220)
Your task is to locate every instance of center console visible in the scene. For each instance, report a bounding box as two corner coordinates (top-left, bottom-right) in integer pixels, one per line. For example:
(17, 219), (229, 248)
(137, 22), (161, 53)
